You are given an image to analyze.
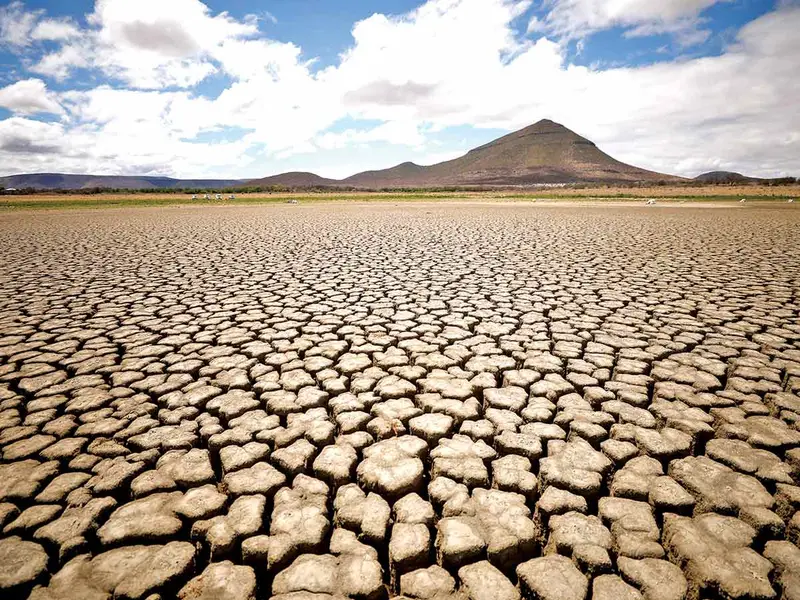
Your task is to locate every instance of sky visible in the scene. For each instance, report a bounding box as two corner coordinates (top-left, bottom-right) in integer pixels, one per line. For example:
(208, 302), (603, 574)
(0, 0), (798, 180)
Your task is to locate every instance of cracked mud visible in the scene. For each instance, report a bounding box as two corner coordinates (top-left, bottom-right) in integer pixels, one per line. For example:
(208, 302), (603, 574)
(0, 202), (799, 600)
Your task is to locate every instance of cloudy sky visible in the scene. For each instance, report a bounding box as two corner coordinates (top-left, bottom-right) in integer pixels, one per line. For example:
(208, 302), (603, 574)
(0, 0), (798, 180)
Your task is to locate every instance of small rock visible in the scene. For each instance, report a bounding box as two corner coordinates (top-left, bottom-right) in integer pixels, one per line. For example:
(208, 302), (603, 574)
(592, 574), (643, 600)
(400, 565), (456, 599)
(96, 492), (183, 546)
(177, 561), (256, 600)
(516, 555), (588, 600)
(431, 435), (496, 489)
(314, 443), (358, 488)
(390, 523), (431, 587)
(224, 462), (286, 497)
(29, 541), (195, 600)
(334, 484), (391, 545)
(357, 435), (427, 500)
(394, 493), (435, 526)
(0, 536), (49, 594)
(458, 560), (520, 600)
(669, 455), (773, 515)
(268, 475), (329, 572)
(662, 513), (773, 600)
(539, 438), (612, 498)
(617, 557), (688, 600)
(436, 516), (486, 569)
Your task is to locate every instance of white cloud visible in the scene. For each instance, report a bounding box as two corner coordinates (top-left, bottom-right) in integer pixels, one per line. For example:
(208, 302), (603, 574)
(79, 0), (252, 88)
(0, 4), (80, 47)
(0, 117), (66, 156)
(0, 0), (798, 180)
(31, 41), (92, 80)
(532, 0), (728, 46)
(31, 18), (81, 41)
(0, 110), (253, 178)
(25, 0), (263, 88)
(0, 1), (41, 46)
(0, 3), (90, 78)
(316, 122), (426, 150)
(0, 78), (62, 114)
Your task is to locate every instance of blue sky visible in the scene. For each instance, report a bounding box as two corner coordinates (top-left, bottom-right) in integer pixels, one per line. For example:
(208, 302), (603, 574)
(0, 0), (797, 179)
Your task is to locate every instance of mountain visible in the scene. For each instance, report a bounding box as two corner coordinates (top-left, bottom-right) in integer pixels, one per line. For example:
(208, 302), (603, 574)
(0, 173), (244, 190)
(253, 120), (682, 188)
(243, 171), (338, 188)
(694, 171), (757, 183)
(343, 119), (682, 187)
(693, 171), (798, 185)
(341, 162), (429, 187)
(1, 120), (685, 191)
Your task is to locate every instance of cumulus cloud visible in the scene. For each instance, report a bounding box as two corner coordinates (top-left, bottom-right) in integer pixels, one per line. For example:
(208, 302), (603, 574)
(0, 1), (41, 46)
(317, 121), (426, 150)
(0, 118), (65, 157)
(31, 42), (92, 80)
(0, 78), (62, 114)
(31, 18), (81, 41)
(87, 0), (261, 87)
(21, 0), (263, 88)
(0, 0), (797, 179)
(344, 81), (439, 107)
(531, 0), (728, 46)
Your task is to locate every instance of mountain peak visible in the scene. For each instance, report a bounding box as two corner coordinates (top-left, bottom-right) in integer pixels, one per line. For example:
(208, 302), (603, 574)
(518, 118), (584, 137)
(531, 118), (563, 128)
(4, 119), (682, 190)
(467, 119), (585, 156)
(260, 119), (679, 187)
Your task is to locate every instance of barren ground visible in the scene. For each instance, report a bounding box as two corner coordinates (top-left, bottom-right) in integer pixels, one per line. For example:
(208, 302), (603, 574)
(0, 203), (799, 600)
(1, 184), (799, 211)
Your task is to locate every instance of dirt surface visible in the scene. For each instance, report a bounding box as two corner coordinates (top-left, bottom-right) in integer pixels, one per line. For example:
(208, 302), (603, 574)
(0, 203), (799, 600)
(2, 185), (799, 212)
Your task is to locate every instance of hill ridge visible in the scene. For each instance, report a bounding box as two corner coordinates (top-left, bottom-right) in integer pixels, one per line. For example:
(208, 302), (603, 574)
(0, 172), (244, 190)
(2, 120), (687, 190)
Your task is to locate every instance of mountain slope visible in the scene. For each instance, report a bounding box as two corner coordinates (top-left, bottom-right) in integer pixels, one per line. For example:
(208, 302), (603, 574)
(694, 171), (756, 183)
(340, 162), (428, 187)
(243, 171), (338, 187)
(1, 120), (685, 190)
(343, 119), (682, 187)
(0, 173), (244, 190)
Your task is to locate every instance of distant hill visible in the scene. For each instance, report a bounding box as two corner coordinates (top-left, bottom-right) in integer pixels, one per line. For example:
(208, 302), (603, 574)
(0, 121), (689, 191)
(345, 120), (682, 187)
(694, 171), (758, 183)
(693, 171), (797, 185)
(341, 162), (429, 187)
(0, 173), (244, 190)
(242, 171), (338, 188)
(252, 119), (683, 188)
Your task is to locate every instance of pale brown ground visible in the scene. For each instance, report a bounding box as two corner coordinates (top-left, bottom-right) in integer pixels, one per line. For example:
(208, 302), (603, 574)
(1, 183), (798, 209)
(0, 203), (799, 600)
